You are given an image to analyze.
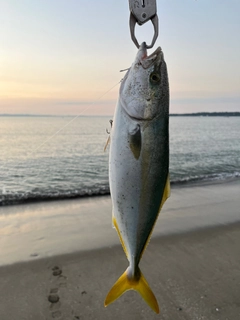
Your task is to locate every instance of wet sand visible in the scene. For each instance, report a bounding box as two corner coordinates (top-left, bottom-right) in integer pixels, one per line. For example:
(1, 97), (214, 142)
(1, 179), (240, 266)
(0, 180), (240, 319)
(0, 222), (240, 320)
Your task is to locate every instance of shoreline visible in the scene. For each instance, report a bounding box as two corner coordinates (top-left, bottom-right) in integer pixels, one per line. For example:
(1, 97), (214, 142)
(1, 176), (240, 208)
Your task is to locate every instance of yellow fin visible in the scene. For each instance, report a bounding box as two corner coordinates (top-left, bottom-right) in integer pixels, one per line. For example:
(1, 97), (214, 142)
(112, 217), (129, 259)
(141, 174), (171, 258)
(104, 268), (159, 314)
(159, 174), (171, 210)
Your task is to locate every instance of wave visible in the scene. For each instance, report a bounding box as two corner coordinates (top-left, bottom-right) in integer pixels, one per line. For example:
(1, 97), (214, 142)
(0, 186), (110, 207)
(171, 171), (240, 185)
(1, 171), (240, 207)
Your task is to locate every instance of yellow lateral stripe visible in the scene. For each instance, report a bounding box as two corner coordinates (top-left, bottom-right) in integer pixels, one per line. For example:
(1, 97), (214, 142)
(140, 175), (171, 258)
(112, 216), (129, 259)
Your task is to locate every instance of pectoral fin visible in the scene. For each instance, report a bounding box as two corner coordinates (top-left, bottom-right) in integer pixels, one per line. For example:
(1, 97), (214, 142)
(129, 124), (141, 159)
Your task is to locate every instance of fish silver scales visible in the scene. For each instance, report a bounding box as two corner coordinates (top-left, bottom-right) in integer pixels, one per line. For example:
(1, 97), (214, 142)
(105, 42), (170, 314)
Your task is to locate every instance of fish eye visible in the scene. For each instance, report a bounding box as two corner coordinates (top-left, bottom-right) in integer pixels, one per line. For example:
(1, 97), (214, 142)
(150, 72), (161, 84)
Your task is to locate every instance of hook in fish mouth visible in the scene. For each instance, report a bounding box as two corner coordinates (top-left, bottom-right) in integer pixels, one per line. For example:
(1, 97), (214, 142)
(137, 42), (162, 69)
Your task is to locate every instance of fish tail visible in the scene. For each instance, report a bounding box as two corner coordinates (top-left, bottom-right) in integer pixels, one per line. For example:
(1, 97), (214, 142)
(104, 268), (159, 314)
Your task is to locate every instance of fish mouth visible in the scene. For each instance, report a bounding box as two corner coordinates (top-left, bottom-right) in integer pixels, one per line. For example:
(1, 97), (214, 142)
(119, 42), (164, 122)
(137, 42), (162, 69)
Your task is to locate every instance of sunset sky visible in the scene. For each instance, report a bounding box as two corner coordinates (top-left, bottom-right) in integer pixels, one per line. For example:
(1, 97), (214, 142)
(1, 0), (240, 115)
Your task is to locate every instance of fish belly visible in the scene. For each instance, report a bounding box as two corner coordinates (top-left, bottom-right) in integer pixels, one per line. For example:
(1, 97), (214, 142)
(109, 99), (169, 264)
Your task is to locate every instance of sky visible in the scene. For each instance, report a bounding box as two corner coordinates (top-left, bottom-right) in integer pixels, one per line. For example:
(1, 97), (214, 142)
(1, 0), (240, 115)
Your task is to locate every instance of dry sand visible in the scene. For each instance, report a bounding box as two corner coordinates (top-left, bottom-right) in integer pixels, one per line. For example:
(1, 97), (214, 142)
(0, 180), (240, 319)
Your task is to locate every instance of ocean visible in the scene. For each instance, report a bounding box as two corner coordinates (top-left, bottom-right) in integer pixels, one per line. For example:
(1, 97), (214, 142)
(0, 115), (240, 206)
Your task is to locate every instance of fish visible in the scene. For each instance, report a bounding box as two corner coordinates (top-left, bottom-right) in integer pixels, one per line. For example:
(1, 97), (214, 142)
(104, 42), (170, 314)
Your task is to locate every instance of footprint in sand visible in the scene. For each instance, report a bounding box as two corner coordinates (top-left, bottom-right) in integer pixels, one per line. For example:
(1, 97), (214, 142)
(52, 266), (62, 276)
(47, 266), (67, 319)
(48, 291), (60, 303)
(51, 310), (62, 319)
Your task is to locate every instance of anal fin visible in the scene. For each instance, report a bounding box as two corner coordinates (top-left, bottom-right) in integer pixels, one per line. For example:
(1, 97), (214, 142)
(112, 217), (129, 259)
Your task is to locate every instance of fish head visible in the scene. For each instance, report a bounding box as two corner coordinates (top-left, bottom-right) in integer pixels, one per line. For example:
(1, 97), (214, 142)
(120, 42), (169, 121)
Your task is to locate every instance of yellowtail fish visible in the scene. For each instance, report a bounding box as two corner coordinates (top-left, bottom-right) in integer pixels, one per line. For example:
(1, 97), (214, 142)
(105, 42), (170, 314)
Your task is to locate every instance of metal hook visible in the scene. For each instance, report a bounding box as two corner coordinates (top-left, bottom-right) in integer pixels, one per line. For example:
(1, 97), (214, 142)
(129, 12), (159, 49)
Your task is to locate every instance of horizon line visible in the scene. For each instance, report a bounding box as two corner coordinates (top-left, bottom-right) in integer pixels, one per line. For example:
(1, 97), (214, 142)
(1, 112), (240, 117)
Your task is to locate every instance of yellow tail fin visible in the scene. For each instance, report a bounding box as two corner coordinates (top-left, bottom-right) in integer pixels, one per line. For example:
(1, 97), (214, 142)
(104, 269), (160, 314)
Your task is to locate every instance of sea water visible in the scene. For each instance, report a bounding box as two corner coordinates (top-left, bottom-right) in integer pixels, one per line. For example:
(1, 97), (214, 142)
(0, 115), (240, 206)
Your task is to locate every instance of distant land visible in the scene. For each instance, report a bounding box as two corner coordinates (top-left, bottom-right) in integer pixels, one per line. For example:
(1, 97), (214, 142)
(170, 112), (240, 117)
(0, 112), (240, 117)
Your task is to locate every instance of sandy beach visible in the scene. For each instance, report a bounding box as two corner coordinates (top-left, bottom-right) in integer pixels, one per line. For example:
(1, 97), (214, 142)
(0, 180), (240, 319)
